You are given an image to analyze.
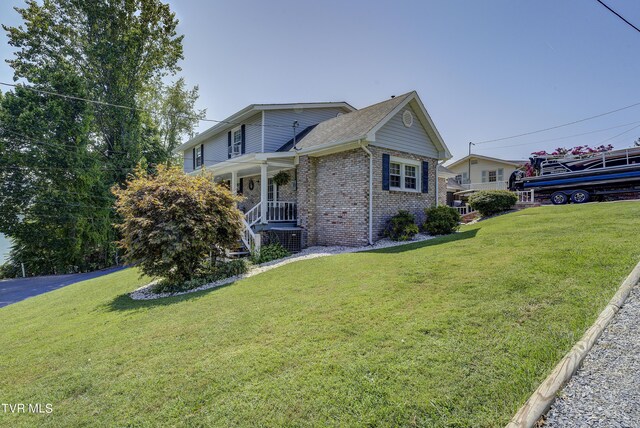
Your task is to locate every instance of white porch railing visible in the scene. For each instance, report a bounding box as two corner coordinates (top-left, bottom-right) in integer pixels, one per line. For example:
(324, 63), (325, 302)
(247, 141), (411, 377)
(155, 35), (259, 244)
(461, 181), (508, 191)
(245, 202), (262, 227)
(454, 204), (475, 215)
(240, 218), (261, 255)
(515, 189), (535, 203)
(266, 201), (297, 222)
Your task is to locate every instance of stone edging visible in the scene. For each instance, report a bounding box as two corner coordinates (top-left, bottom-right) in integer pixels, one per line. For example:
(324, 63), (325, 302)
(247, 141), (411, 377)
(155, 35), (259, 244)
(506, 258), (640, 428)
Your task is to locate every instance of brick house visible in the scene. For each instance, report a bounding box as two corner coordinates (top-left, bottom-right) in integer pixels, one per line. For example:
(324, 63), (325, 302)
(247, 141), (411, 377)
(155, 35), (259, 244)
(175, 91), (452, 252)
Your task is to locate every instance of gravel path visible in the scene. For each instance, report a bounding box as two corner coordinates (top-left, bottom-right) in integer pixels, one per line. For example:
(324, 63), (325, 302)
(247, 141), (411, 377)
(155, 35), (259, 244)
(130, 233), (434, 300)
(545, 283), (640, 427)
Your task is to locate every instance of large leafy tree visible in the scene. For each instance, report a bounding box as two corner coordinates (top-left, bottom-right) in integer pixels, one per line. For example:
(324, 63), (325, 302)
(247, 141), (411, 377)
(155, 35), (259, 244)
(0, 75), (113, 274)
(4, 0), (185, 182)
(0, 0), (201, 275)
(142, 77), (206, 158)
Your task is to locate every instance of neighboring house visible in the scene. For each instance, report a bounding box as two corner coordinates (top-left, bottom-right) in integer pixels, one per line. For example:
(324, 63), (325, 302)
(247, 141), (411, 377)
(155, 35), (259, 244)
(437, 165), (464, 206)
(445, 154), (526, 192)
(175, 91), (452, 252)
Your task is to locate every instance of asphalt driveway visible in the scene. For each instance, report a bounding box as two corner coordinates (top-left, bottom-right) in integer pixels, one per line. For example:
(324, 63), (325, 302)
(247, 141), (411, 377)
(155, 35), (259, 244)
(0, 266), (125, 308)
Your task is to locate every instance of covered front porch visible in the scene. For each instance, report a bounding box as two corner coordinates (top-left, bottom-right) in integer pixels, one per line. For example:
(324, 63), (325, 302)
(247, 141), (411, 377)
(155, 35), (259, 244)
(198, 152), (300, 254)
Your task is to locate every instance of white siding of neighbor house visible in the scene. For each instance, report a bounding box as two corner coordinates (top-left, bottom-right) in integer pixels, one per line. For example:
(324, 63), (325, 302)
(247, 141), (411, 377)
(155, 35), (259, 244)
(263, 107), (348, 152)
(182, 112), (262, 172)
(448, 158), (520, 185)
(372, 104), (439, 159)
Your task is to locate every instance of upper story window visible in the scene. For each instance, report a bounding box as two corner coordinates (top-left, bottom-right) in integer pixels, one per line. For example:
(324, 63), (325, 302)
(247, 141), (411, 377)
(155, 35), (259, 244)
(193, 144), (203, 169)
(389, 158), (420, 192)
(481, 168), (504, 183)
(229, 127), (242, 158)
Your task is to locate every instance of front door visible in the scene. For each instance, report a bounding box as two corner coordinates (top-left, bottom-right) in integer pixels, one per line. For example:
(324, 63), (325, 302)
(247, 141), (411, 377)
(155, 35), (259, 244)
(267, 178), (278, 221)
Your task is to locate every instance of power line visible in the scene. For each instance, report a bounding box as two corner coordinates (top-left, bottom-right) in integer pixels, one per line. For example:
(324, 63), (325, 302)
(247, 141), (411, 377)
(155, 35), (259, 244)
(0, 81), (300, 128)
(595, 0), (640, 33)
(475, 100), (640, 145)
(596, 123), (640, 144)
(474, 119), (640, 150)
(1, 127), (290, 168)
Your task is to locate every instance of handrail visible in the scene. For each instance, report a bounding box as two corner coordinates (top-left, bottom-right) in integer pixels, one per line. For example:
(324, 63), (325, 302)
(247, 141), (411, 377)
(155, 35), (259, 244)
(240, 217), (261, 255)
(245, 202), (262, 227)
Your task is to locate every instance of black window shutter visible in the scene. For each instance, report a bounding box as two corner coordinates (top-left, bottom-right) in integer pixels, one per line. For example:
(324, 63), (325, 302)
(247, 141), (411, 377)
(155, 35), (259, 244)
(382, 153), (390, 191)
(239, 178), (243, 194)
(241, 124), (246, 154)
(422, 161), (429, 193)
(227, 131), (232, 158)
(192, 147), (196, 170)
(200, 144), (204, 167)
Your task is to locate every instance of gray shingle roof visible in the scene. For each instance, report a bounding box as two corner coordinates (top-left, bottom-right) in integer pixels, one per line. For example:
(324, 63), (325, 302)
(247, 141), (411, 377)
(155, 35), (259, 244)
(293, 92), (413, 150)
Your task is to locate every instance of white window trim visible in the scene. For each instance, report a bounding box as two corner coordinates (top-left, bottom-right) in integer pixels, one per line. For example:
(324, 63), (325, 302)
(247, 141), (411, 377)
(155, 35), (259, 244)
(389, 156), (421, 193)
(229, 126), (242, 158)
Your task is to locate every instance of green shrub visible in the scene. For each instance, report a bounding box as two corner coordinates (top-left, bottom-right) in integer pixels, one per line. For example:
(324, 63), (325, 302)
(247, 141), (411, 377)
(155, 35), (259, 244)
(424, 206), (461, 235)
(383, 210), (419, 241)
(468, 190), (518, 216)
(112, 165), (243, 284)
(251, 243), (290, 264)
(152, 259), (248, 293)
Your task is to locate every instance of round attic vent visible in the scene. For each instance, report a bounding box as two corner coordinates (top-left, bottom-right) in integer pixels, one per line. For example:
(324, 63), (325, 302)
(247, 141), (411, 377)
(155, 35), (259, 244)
(402, 110), (413, 127)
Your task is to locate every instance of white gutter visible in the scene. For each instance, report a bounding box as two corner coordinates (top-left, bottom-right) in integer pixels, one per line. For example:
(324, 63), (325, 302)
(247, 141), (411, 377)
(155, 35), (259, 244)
(360, 141), (374, 245)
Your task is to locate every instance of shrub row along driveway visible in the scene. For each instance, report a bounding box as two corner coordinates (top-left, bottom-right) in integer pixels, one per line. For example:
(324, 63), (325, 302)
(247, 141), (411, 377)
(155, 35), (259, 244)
(0, 267), (124, 308)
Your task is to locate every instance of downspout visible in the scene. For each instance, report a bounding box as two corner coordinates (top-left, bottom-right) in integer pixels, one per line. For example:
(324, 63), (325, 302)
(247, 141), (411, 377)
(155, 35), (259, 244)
(360, 142), (374, 245)
(435, 161), (440, 207)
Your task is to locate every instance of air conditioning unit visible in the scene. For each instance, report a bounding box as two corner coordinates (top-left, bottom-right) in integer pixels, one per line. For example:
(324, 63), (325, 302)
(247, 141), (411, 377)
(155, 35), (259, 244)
(265, 228), (302, 253)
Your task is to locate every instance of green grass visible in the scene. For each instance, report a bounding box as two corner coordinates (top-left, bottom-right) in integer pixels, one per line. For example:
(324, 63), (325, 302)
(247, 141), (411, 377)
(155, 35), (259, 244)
(2, 202), (640, 427)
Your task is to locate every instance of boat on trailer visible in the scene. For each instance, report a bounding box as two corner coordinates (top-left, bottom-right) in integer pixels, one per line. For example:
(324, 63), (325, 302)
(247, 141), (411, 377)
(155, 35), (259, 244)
(509, 147), (640, 204)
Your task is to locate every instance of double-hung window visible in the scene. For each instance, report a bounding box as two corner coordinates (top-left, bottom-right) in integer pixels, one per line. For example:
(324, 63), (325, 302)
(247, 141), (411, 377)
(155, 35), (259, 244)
(229, 127), (242, 158)
(481, 168), (504, 183)
(389, 157), (420, 192)
(194, 144), (203, 168)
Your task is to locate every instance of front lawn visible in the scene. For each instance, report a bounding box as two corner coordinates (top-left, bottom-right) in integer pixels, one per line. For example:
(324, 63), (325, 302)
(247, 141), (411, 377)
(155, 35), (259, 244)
(1, 202), (639, 427)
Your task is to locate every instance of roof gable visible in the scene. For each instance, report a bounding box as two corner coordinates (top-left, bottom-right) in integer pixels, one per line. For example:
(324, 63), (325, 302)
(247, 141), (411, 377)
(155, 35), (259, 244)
(295, 91), (452, 160)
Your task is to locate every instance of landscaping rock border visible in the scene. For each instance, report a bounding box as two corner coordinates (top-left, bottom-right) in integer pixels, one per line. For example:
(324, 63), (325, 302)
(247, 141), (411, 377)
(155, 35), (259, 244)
(130, 233), (435, 300)
(505, 259), (640, 428)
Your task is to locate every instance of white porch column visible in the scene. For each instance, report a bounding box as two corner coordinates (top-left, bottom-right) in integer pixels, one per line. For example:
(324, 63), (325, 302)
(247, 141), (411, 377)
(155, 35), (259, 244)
(260, 163), (268, 224)
(231, 170), (237, 195)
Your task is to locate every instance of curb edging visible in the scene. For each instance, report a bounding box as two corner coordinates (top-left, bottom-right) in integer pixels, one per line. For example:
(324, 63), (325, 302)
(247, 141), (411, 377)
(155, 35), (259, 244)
(506, 259), (640, 428)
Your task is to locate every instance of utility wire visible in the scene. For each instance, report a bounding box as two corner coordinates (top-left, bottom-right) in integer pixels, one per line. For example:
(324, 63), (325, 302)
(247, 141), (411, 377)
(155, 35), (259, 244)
(595, 0), (640, 33)
(474, 119), (640, 150)
(0, 81), (308, 128)
(475, 100), (640, 144)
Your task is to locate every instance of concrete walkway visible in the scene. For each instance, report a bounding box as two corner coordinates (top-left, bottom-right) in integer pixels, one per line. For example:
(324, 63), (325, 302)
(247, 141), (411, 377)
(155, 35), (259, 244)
(545, 284), (640, 427)
(0, 267), (124, 308)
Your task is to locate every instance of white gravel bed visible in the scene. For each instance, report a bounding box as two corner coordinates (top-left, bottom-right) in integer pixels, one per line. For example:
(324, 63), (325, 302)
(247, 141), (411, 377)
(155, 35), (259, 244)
(544, 283), (640, 427)
(130, 233), (434, 300)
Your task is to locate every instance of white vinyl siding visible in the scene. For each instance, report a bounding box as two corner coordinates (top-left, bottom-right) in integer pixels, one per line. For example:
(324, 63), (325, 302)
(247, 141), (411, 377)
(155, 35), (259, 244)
(373, 104), (439, 158)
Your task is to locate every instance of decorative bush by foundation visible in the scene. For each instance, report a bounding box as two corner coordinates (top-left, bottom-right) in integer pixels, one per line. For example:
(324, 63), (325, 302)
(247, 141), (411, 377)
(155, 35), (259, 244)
(251, 243), (290, 264)
(383, 210), (419, 241)
(424, 206), (461, 235)
(468, 190), (518, 216)
(112, 165), (243, 284)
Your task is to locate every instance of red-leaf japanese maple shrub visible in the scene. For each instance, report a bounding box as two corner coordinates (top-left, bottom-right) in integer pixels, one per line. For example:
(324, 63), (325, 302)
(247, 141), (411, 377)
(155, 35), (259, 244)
(112, 165), (243, 286)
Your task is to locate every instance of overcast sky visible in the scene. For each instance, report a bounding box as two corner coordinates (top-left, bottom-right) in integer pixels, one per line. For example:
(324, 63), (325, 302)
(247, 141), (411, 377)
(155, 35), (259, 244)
(1, 0), (640, 161)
